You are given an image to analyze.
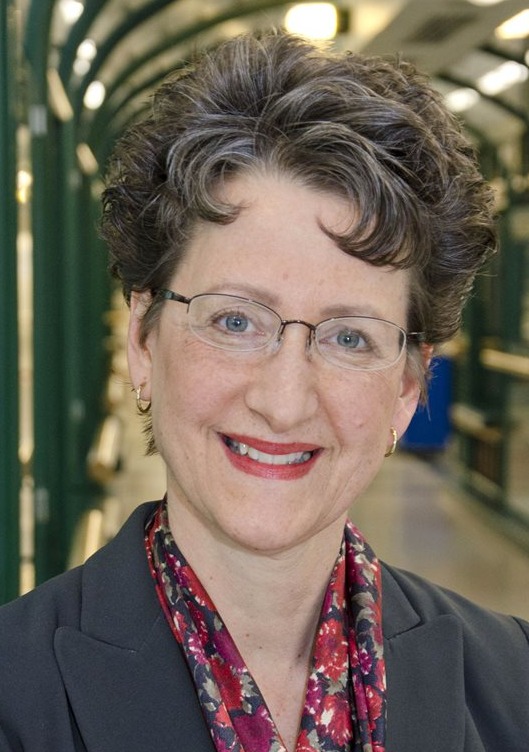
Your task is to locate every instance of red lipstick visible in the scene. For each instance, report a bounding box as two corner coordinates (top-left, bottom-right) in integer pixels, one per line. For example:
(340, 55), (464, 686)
(221, 433), (321, 481)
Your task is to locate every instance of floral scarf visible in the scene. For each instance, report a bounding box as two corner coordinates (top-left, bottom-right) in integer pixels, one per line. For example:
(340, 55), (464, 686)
(145, 502), (386, 752)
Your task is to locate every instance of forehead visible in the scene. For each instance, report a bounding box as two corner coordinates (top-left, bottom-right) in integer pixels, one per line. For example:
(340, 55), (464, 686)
(172, 172), (410, 323)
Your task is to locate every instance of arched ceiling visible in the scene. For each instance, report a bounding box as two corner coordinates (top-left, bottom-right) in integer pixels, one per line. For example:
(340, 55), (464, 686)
(22, 0), (529, 169)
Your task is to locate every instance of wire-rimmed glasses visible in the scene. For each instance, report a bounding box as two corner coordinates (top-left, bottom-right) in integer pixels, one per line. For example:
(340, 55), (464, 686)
(157, 289), (425, 372)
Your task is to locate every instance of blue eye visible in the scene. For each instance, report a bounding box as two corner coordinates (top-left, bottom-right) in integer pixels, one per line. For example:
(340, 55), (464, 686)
(222, 313), (249, 332)
(201, 300), (277, 350)
(336, 329), (365, 349)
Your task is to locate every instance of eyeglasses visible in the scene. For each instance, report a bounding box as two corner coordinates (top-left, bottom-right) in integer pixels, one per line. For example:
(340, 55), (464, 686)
(157, 289), (425, 372)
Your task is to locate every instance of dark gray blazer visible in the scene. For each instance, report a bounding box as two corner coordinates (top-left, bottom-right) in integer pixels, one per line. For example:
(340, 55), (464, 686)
(1, 502), (528, 752)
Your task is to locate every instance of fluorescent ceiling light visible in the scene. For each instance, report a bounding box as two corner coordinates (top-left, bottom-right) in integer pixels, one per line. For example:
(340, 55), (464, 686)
(74, 58), (91, 76)
(477, 61), (528, 95)
(47, 68), (74, 122)
(466, 0), (507, 5)
(495, 9), (529, 39)
(60, 0), (84, 24)
(77, 39), (97, 61)
(17, 170), (33, 205)
(284, 3), (338, 40)
(77, 143), (99, 176)
(83, 81), (106, 110)
(445, 87), (480, 113)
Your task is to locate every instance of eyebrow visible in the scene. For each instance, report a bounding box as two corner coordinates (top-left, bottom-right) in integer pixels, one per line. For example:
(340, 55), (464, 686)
(202, 282), (390, 320)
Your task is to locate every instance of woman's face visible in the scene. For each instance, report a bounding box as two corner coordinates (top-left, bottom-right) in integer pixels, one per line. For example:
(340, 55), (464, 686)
(129, 172), (421, 555)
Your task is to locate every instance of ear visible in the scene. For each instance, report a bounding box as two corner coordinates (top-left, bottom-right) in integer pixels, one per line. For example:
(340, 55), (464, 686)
(128, 291), (155, 401)
(391, 344), (434, 439)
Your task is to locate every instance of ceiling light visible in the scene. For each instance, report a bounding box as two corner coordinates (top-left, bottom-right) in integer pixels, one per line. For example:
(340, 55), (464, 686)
(74, 58), (91, 77)
(83, 81), (106, 110)
(16, 170), (33, 205)
(77, 143), (99, 176)
(466, 0), (507, 5)
(445, 87), (480, 113)
(60, 0), (84, 24)
(47, 68), (74, 122)
(477, 60), (528, 95)
(495, 9), (529, 39)
(284, 3), (338, 40)
(77, 39), (97, 61)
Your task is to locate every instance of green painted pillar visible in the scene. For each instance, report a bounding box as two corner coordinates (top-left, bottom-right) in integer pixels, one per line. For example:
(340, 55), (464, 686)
(60, 120), (101, 544)
(26, 0), (112, 581)
(31, 115), (66, 582)
(25, 0), (71, 583)
(0, 0), (20, 604)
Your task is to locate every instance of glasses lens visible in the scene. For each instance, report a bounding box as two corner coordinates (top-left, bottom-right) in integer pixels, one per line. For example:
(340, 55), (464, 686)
(315, 317), (406, 370)
(188, 295), (280, 351)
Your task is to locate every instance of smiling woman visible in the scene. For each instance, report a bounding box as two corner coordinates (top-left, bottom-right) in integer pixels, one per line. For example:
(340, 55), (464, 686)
(127, 173), (418, 563)
(1, 29), (528, 752)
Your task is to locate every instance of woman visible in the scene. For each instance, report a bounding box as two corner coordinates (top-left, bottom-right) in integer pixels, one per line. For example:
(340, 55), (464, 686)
(1, 31), (528, 752)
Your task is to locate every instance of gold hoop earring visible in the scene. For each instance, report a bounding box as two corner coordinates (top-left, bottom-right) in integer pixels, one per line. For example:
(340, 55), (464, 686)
(384, 427), (398, 457)
(135, 385), (151, 414)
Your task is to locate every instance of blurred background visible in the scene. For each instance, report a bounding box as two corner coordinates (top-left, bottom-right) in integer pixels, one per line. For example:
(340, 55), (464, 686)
(1, 0), (529, 614)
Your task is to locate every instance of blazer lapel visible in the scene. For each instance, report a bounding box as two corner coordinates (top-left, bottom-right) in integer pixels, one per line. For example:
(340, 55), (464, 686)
(57, 616), (466, 752)
(54, 616), (215, 752)
(53, 502), (215, 752)
(382, 567), (466, 752)
(385, 615), (465, 752)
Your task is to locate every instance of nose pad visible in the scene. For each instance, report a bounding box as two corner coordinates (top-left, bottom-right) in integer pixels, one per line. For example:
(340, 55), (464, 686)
(274, 319), (316, 358)
(305, 327), (315, 357)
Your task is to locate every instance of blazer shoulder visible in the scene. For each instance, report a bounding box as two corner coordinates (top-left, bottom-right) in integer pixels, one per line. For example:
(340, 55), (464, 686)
(0, 567), (84, 747)
(0, 565), (83, 636)
(0, 501), (159, 647)
(381, 564), (529, 749)
(0, 502), (160, 749)
(0, 565), (84, 697)
(382, 561), (529, 647)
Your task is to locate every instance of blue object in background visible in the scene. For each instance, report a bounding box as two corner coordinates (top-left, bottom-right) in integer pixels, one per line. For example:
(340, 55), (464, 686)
(401, 356), (452, 452)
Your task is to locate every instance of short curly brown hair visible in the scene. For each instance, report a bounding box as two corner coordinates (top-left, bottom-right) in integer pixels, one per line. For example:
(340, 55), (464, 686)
(101, 30), (496, 380)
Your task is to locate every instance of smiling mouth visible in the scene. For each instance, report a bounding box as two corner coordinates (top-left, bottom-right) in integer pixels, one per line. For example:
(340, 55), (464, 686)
(223, 436), (315, 466)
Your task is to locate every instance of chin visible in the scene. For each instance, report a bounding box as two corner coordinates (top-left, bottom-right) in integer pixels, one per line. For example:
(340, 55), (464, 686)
(217, 511), (338, 557)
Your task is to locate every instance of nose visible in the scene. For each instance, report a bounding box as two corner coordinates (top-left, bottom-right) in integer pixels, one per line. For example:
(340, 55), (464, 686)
(244, 324), (319, 433)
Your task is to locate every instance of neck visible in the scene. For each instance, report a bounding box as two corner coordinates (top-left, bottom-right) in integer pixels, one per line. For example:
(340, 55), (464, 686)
(166, 499), (346, 664)
(166, 498), (348, 752)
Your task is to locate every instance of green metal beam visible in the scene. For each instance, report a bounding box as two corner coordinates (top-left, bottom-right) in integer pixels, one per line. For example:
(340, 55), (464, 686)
(26, 0), (116, 582)
(31, 117), (67, 583)
(59, 0), (167, 86)
(71, 0), (188, 116)
(0, 0), (20, 604)
(23, 0), (54, 74)
(88, 66), (183, 159)
(439, 72), (528, 125)
(82, 0), (293, 154)
(57, 0), (112, 85)
(26, 0), (68, 583)
(73, 0), (292, 122)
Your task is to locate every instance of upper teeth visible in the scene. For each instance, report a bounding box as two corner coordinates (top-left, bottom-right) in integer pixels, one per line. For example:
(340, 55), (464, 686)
(227, 439), (313, 465)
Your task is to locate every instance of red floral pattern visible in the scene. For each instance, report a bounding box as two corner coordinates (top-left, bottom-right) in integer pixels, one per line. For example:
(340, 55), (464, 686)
(145, 502), (386, 751)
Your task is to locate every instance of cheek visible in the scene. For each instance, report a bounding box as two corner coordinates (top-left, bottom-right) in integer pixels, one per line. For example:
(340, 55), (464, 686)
(326, 371), (401, 442)
(150, 338), (245, 438)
